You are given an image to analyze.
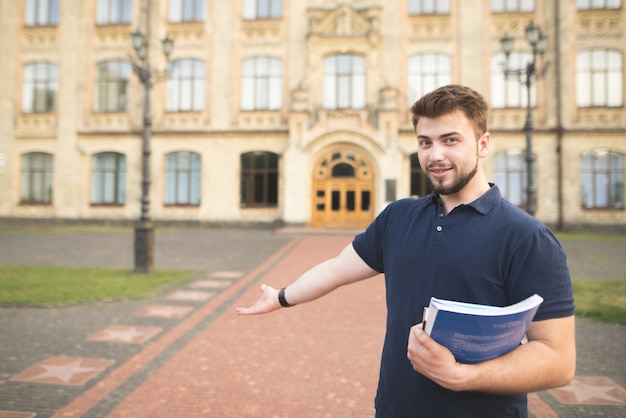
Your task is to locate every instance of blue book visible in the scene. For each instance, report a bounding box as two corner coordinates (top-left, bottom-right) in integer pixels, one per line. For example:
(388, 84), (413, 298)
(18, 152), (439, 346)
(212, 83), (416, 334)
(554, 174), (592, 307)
(423, 294), (543, 364)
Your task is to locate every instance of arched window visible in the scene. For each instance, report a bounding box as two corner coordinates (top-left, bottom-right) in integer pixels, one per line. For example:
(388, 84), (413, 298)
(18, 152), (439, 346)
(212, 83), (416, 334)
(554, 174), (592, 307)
(323, 54), (366, 110)
(240, 151), (279, 207)
(91, 152), (126, 205)
(580, 150), (624, 209)
(164, 151), (201, 205)
(167, 59), (205, 112)
(21, 152), (53, 204)
(241, 57), (282, 110)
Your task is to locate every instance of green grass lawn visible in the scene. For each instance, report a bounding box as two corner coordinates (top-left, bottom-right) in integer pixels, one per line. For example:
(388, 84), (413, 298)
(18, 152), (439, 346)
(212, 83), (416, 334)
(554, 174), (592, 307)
(0, 265), (193, 305)
(0, 265), (624, 323)
(572, 279), (626, 323)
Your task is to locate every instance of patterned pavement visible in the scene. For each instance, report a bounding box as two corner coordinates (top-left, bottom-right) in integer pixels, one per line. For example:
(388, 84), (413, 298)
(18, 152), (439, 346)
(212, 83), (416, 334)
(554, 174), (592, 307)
(0, 227), (625, 417)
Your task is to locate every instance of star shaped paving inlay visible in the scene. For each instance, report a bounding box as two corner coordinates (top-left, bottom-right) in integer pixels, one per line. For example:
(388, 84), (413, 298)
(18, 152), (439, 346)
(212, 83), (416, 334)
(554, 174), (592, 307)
(10, 356), (114, 386)
(136, 304), (194, 319)
(88, 325), (162, 344)
(550, 376), (626, 405)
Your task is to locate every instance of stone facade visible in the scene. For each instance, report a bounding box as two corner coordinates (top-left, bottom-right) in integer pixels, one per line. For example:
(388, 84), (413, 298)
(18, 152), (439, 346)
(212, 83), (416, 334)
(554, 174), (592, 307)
(0, 0), (624, 229)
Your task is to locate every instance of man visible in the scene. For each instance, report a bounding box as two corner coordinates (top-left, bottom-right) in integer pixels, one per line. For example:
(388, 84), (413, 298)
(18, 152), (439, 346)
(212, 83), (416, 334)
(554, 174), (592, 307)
(237, 85), (576, 417)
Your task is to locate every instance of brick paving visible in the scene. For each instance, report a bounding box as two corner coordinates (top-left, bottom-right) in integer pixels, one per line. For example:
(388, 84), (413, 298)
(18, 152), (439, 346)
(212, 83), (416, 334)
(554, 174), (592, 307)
(0, 226), (625, 417)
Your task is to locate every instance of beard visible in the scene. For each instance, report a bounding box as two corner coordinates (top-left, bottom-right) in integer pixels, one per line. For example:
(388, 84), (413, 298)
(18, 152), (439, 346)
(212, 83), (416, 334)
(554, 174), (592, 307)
(427, 160), (478, 196)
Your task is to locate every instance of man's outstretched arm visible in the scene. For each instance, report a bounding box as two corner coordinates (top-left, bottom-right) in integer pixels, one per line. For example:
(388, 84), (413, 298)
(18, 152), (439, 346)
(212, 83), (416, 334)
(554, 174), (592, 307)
(236, 243), (379, 315)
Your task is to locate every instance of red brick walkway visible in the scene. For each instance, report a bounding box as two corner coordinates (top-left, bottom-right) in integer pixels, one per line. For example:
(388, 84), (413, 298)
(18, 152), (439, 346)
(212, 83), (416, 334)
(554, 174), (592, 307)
(56, 235), (387, 417)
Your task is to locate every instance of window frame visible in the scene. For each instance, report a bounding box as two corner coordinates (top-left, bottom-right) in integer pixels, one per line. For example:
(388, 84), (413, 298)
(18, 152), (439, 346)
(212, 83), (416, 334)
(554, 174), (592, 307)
(576, 49), (624, 108)
(243, 0), (283, 20)
(408, 0), (451, 15)
(240, 151), (279, 208)
(576, 0), (622, 10)
(493, 150), (528, 208)
(490, 0), (535, 13)
(94, 61), (131, 113)
(20, 152), (53, 205)
(169, 0), (206, 23)
(25, 0), (59, 27)
(166, 59), (206, 112)
(408, 53), (452, 106)
(91, 152), (126, 206)
(240, 57), (282, 111)
(96, 0), (132, 25)
(323, 54), (366, 110)
(164, 151), (202, 206)
(22, 62), (58, 114)
(409, 153), (433, 197)
(491, 52), (537, 109)
(580, 150), (625, 210)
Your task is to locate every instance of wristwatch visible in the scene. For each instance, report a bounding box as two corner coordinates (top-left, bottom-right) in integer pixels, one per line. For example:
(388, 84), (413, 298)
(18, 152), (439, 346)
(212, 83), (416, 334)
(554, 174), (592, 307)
(278, 287), (295, 308)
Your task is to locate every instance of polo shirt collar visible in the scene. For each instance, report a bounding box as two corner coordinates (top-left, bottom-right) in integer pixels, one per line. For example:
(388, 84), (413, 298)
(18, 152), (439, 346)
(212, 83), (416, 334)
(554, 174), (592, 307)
(429, 184), (501, 215)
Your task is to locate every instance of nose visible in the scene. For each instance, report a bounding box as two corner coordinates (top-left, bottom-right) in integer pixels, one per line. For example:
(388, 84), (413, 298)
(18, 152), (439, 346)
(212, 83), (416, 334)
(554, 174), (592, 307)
(427, 142), (445, 163)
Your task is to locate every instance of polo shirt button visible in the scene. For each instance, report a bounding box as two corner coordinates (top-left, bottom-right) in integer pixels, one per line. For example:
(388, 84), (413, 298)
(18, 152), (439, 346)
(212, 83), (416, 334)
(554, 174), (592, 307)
(438, 213), (444, 218)
(436, 225), (443, 232)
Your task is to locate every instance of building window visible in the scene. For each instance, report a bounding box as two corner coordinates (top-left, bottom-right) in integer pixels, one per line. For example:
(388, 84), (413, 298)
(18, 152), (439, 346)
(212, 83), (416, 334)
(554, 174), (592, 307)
(576, 0), (621, 9)
(94, 61), (131, 112)
(580, 150), (624, 209)
(96, 0), (132, 25)
(22, 62), (58, 113)
(493, 150), (527, 208)
(241, 57), (282, 111)
(166, 59), (205, 112)
(408, 0), (450, 14)
(410, 153), (433, 197)
(243, 0), (282, 19)
(91, 152), (126, 205)
(491, 52), (536, 108)
(491, 0), (534, 12)
(577, 49), (623, 108)
(25, 0), (59, 26)
(241, 151), (278, 207)
(164, 151), (201, 206)
(169, 0), (206, 23)
(323, 54), (366, 110)
(21, 152), (53, 204)
(408, 53), (451, 105)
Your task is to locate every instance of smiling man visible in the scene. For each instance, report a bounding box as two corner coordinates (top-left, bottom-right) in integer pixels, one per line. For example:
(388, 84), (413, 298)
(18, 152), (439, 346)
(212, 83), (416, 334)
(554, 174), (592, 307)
(237, 85), (576, 417)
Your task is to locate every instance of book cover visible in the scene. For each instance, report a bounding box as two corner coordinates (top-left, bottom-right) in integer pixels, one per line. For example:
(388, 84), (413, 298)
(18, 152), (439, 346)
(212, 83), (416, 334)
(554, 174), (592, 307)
(423, 294), (543, 364)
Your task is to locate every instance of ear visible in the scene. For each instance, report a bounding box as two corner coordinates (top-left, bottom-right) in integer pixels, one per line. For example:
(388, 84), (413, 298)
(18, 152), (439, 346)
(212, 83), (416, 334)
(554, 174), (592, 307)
(478, 132), (490, 158)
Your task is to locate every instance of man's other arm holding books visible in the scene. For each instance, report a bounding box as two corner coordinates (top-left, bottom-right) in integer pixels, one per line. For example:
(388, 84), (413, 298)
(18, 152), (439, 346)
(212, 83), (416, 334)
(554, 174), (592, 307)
(406, 315), (576, 394)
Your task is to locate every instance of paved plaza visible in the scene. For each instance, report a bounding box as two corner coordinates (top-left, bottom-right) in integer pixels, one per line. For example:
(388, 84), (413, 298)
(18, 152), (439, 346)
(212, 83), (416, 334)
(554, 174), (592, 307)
(0, 225), (625, 417)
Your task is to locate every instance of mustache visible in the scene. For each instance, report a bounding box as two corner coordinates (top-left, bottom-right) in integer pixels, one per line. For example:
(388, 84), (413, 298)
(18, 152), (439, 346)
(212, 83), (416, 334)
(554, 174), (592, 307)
(426, 163), (454, 170)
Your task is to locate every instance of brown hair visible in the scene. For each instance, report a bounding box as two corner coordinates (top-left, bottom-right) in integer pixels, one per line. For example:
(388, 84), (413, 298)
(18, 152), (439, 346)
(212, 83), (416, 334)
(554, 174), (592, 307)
(411, 85), (488, 138)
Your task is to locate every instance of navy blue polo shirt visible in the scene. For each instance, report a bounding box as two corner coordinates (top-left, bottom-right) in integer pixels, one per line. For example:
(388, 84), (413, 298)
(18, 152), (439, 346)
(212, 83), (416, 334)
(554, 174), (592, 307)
(353, 185), (574, 418)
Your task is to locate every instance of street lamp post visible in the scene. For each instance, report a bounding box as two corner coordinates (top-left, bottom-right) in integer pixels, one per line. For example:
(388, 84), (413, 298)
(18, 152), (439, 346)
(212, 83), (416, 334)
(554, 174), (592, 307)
(500, 21), (548, 217)
(130, 30), (173, 274)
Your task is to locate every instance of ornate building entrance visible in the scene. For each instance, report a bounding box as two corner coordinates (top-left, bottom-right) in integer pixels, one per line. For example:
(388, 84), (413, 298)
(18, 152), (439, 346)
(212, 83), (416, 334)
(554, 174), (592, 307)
(311, 147), (375, 228)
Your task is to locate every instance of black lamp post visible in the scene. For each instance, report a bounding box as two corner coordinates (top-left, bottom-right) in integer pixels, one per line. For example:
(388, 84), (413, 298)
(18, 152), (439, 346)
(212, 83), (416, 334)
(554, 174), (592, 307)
(130, 30), (173, 274)
(500, 21), (548, 217)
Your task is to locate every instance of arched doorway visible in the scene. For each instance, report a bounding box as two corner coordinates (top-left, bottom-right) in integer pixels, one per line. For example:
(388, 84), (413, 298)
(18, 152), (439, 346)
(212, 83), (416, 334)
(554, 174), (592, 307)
(311, 146), (375, 228)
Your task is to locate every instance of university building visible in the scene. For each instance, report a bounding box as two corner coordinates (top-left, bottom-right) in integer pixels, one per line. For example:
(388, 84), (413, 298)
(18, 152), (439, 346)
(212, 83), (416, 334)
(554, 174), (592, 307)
(0, 0), (624, 230)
